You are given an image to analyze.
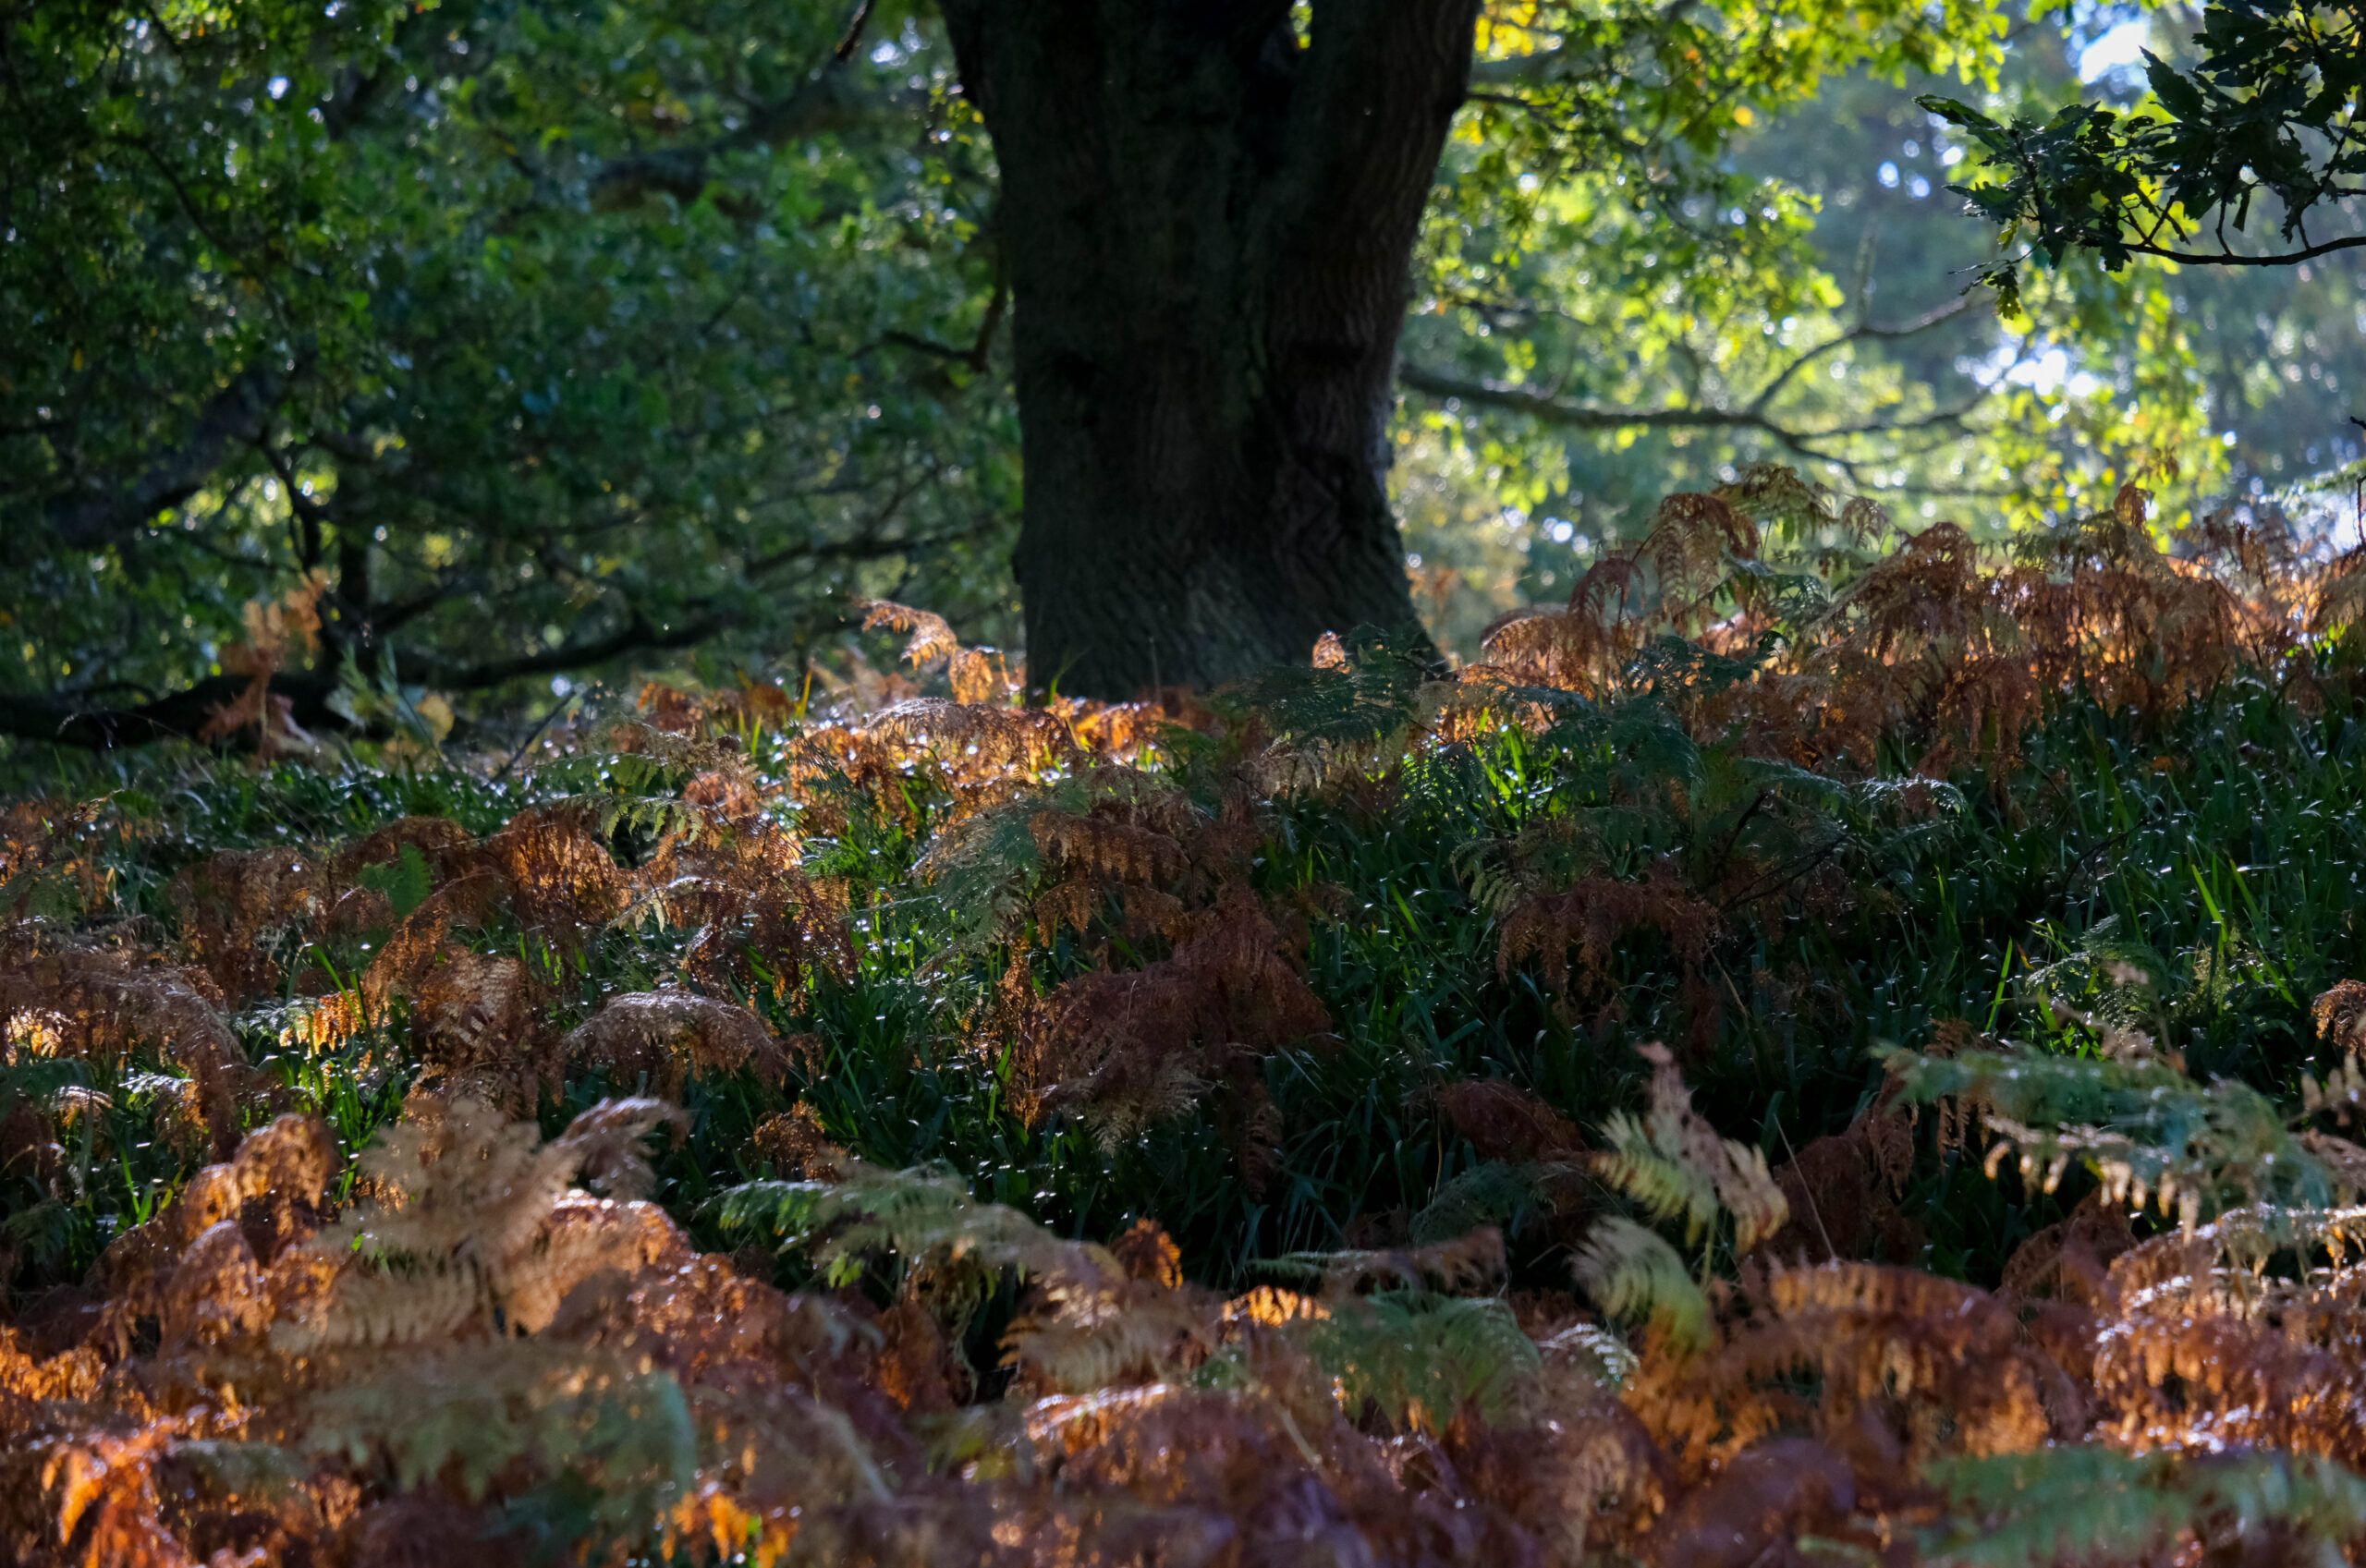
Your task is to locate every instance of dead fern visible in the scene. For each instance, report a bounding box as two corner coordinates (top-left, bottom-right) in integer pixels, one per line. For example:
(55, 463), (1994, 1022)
(1031, 885), (1331, 1179)
(282, 1095), (687, 1350)
(560, 991), (787, 1098)
(0, 930), (257, 1158)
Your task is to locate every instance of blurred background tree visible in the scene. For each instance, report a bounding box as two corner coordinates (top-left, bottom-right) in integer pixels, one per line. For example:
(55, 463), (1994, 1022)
(3, 0), (1016, 740)
(1398, 0), (2365, 647)
(1, 0), (2358, 738)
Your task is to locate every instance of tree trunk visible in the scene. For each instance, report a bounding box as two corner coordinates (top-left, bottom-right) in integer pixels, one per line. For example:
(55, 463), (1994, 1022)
(939, 0), (1480, 696)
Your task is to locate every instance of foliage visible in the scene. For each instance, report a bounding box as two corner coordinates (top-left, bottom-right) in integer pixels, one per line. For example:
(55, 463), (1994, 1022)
(1922, 1448), (2366, 1566)
(1926, 0), (2365, 298)
(1886, 1040), (2355, 1226)
(0, 0), (1012, 722)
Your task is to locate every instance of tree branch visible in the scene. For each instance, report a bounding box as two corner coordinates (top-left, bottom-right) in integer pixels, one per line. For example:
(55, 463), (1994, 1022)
(1404, 283), (1992, 460)
(1400, 361), (1774, 432)
(2, 491), (1006, 750)
(1398, 359), (1982, 462)
(0, 673), (339, 749)
(588, 21), (889, 207)
(405, 611), (726, 691)
(36, 363), (281, 548)
(1468, 47), (1568, 86)
(2115, 233), (2366, 267)
(875, 278), (1009, 373)
(1745, 294), (1981, 413)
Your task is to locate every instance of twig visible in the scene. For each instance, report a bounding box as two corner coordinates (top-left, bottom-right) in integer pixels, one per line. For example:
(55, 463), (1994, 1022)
(493, 688), (579, 782)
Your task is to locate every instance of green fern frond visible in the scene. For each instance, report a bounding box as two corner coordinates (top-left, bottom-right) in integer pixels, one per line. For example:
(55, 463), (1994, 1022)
(1460, 858), (1530, 921)
(1228, 634), (1432, 749)
(1594, 1047), (1787, 1250)
(1624, 634), (1760, 704)
(1203, 1291), (1543, 1433)
(1261, 1227), (1506, 1298)
(1723, 556), (1834, 624)
(1408, 1160), (1577, 1246)
(0, 1054), (92, 1108)
(910, 799), (1043, 948)
(712, 1162), (1112, 1295)
(1535, 1320), (1640, 1391)
(1592, 1124), (1725, 1246)
(1921, 1448), (2366, 1567)
(352, 842), (434, 919)
(1543, 699), (1703, 800)
(1002, 1275), (1207, 1392)
(287, 1097), (684, 1350)
(302, 1342), (697, 1525)
(706, 1177), (828, 1243)
(165, 1439), (312, 1509)
(526, 749), (697, 803)
(1315, 1293), (1540, 1432)
(580, 791), (706, 849)
(1572, 1216), (1713, 1356)
(1885, 1043), (2342, 1226)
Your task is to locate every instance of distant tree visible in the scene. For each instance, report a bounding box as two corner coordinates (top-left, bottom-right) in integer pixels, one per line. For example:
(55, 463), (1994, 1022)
(2, 0), (1027, 745)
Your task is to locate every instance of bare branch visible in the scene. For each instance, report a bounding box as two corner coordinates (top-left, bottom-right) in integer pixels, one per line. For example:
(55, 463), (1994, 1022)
(2115, 234), (2366, 267)
(1469, 46), (1567, 86)
(406, 611), (726, 691)
(1746, 295), (1982, 413)
(1404, 279), (1993, 466)
(1398, 359), (1982, 462)
(1400, 361), (1772, 433)
(873, 279), (1009, 373)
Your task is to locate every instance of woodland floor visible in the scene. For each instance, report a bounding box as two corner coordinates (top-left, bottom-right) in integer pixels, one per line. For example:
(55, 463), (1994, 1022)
(10, 493), (2366, 1563)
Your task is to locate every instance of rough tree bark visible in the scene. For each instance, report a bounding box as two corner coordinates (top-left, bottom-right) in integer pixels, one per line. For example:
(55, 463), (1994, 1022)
(938, 0), (1481, 696)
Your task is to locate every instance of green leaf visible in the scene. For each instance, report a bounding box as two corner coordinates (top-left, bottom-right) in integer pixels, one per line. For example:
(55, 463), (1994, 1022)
(2142, 51), (2207, 122)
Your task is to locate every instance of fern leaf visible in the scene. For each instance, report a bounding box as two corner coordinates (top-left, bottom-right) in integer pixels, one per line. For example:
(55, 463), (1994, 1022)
(1573, 1216), (1713, 1356)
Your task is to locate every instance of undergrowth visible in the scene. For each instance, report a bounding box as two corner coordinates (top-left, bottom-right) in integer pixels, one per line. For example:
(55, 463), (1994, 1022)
(8, 473), (2366, 1562)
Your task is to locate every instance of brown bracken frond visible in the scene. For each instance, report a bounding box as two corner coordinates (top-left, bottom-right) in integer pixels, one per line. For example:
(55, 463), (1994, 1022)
(561, 991), (787, 1098)
(1029, 885), (1331, 1180)
(1496, 866), (1721, 1048)
(18, 468), (2366, 1568)
(0, 930), (258, 1158)
(2313, 979), (2366, 1055)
